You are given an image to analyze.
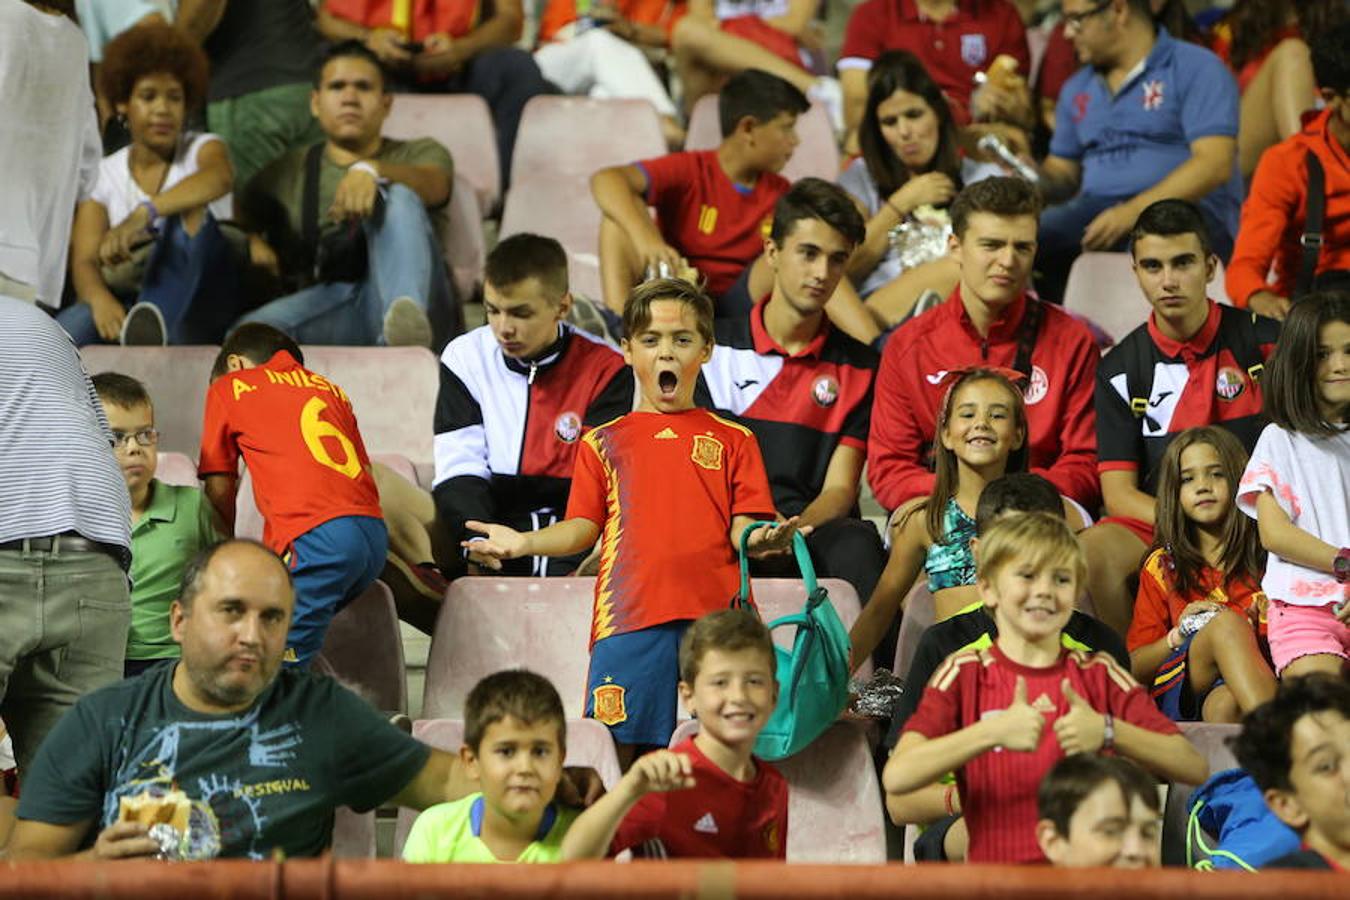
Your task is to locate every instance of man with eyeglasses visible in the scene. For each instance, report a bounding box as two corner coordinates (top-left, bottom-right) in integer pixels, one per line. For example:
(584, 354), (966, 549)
(93, 373), (223, 678)
(1034, 0), (1242, 304)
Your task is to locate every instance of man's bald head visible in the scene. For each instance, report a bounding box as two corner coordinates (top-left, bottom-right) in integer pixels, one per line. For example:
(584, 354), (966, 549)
(179, 540), (294, 613)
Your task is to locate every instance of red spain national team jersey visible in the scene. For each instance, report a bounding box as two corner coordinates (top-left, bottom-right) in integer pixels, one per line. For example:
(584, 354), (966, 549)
(612, 737), (788, 858)
(565, 409), (777, 646)
(199, 351), (382, 554)
(639, 150), (788, 299)
(903, 644), (1178, 864)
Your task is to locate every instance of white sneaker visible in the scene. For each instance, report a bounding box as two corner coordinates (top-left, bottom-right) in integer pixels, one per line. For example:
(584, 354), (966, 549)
(382, 296), (432, 348)
(808, 76), (845, 137)
(119, 302), (166, 346)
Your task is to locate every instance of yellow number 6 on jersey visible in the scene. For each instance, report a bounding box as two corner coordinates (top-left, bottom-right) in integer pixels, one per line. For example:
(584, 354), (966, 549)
(300, 397), (361, 478)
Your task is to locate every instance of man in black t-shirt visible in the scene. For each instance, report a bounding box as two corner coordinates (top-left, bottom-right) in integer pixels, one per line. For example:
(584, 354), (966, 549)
(1233, 675), (1350, 872)
(6, 540), (598, 861)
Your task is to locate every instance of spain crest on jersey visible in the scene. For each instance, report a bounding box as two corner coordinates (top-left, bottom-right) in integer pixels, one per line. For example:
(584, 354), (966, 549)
(691, 433), (725, 470)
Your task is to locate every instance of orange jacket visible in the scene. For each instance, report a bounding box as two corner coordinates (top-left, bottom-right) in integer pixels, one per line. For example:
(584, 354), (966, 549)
(1226, 108), (1350, 305)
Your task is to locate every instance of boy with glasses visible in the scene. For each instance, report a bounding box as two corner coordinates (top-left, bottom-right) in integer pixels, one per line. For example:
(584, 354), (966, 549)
(92, 373), (222, 676)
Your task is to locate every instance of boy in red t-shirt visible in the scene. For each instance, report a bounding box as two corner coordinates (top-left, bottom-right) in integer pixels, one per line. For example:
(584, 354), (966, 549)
(561, 608), (789, 859)
(886, 512), (1207, 864)
(591, 71), (806, 320)
(199, 324), (388, 667)
(465, 279), (799, 758)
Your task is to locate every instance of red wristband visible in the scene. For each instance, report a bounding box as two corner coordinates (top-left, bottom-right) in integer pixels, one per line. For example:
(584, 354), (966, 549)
(943, 783), (957, 817)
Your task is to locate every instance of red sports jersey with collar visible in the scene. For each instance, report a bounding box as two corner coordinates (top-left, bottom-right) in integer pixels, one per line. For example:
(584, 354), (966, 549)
(565, 408), (776, 646)
(1128, 548), (1268, 651)
(903, 644), (1178, 864)
(611, 737), (788, 858)
(324, 0), (480, 40)
(199, 351), (382, 554)
(638, 150), (789, 298)
(838, 0), (1030, 124)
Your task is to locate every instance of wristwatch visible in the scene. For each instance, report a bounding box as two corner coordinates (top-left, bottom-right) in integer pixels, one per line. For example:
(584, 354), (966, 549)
(1102, 713), (1115, 752)
(1334, 547), (1350, 584)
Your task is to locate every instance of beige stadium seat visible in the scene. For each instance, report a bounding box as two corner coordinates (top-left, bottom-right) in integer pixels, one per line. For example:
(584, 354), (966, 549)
(507, 96), (665, 189)
(318, 579), (408, 715)
(81, 346), (219, 455)
(299, 345), (439, 464)
(892, 581), (936, 682)
(685, 95), (841, 182)
(384, 93), (500, 215)
(668, 718), (886, 863)
(1063, 252), (1236, 348)
(392, 717), (624, 857)
(153, 451), (199, 487)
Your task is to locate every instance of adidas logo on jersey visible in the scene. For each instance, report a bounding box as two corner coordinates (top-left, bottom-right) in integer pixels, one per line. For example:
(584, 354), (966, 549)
(693, 812), (719, 834)
(1032, 694), (1056, 713)
(654, 427), (679, 439)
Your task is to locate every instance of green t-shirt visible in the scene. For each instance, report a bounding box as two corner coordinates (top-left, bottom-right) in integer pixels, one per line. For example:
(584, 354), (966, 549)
(128, 480), (222, 660)
(241, 136), (454, 286)
(16, 665), (430, 859)
(403, 793), (579, 863)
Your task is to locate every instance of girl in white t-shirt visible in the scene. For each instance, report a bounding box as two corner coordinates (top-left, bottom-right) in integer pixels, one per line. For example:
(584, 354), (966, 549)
(1237, 292), (1350, 679)
(58, 22), (237, 346)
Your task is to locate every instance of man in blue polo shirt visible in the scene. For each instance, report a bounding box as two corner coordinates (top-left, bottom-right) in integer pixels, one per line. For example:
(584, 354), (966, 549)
(696, 178), (887, 619)
(1034, 0), (1242, 303)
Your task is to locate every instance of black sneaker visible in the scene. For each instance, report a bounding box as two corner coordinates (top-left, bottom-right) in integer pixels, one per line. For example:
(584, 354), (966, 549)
(119, 302), (167, 346)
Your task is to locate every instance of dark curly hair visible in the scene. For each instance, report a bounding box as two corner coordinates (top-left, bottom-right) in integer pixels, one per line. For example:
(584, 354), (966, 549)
(98, 23), (210, 111)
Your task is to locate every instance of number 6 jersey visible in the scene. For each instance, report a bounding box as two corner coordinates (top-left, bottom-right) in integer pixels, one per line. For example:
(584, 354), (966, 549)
(199, 350), (382, 554)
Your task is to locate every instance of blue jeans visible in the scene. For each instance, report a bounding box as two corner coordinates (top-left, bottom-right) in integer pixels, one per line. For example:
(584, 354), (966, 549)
(57, 214), (241, 346)
(286, 514), (389, 668)
(238, 184), (453, 345)
(1036, 193), (1235, 303)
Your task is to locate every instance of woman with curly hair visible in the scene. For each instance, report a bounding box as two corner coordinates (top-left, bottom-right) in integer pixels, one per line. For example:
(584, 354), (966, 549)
(1211, 0), (1349, 179)
(58, 22), (241, 345)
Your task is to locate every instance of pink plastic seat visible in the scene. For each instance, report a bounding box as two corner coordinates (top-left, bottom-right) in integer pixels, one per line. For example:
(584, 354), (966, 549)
(1161, 722), (1240, 865)
(80, 346), (219, 455)
(508, 96), (665, 189)
(424, 577), (596, 720)
(154, 451), (199, 487)
(331, 807), (376, 858)
(384, 93), (500, 215)
(685, 95), (841, 182)
(753, 577), (872, 679)
(892, 581), (936, 681)
(318, 580), (408, 715)
(298, 346), (439, 464)
(668, 718), (885, 862)
(392, 717), (624, 856)
(1064, 253), (1235, 349)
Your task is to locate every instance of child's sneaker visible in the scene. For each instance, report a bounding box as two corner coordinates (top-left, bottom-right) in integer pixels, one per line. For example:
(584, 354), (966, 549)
(120, 302), (167, 346)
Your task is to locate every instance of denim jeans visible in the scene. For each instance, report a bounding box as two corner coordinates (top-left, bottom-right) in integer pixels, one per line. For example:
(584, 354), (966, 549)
(0, 545), (129, 773)
(238, 184), (453, 345)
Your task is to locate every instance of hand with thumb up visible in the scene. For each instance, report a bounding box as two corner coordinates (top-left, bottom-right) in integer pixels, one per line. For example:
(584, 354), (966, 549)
(1053, 679), (1106, 755)
(991, 676), (1045, 752)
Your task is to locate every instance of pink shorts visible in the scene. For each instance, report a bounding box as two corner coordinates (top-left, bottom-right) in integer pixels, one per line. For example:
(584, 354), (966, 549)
(1267, 598), (1350, 674)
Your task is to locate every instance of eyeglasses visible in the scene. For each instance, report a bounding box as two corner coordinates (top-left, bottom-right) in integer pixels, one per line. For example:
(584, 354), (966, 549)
(111, 428), (160, 448)
(1062, 0), (1113, 31)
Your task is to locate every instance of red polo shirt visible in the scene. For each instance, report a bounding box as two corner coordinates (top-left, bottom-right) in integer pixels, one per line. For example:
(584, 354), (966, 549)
(838, 0), (1029, 123)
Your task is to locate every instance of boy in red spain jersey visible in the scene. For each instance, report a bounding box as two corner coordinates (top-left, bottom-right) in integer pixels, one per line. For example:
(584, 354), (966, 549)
(465, 278), (800, 760)
(199, 324), (387, 667)
(561, 609), (789, 860)
(885, 512), (1206, 864)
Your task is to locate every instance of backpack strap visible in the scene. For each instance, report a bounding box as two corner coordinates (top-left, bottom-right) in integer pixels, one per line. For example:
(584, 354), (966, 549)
(1011, 296), (1044, 383)
(300, 142), (326, 274)
(1295, 151), (1326, 299)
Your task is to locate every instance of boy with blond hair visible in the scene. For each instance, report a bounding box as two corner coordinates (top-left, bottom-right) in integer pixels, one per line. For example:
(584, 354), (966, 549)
(466, 279), (799, 758)
(885, 512), (1207, 863)
(403, 669), (579, 863)
(561, 609), (789, 859)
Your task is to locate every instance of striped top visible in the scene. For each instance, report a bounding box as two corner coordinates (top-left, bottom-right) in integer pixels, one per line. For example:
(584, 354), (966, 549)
(0, 297), (130, 562)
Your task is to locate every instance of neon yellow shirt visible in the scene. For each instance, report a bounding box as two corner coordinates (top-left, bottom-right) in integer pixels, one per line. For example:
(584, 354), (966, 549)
(402, 793), (579, 863)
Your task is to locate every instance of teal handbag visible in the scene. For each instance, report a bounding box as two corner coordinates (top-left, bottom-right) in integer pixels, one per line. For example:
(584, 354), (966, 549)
(735, 521), (852, 761)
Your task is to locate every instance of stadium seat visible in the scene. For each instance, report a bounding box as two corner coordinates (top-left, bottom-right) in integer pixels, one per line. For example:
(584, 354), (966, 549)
(81, 346), (219, 455)
(499, 174), (607, 302)
(384, 93), (500, 216)
(1161, 722), (1240, 867)
(892, 581), (936, 682)
(685, 95), (841, 182)
(298, 346), (439, 464)
(331, 807), (376, 858)
(508, 96), (666, 189)
(423, 577), (868, 720)
(443, 172), (488, 303)
(318, 580), (408, 715)
(154, 451), (199, 487)
(371, 452), (419, 487)
(1063, 253), (1236, 347)
(392, 717), (624, 856)
(668, 718), (886, 863)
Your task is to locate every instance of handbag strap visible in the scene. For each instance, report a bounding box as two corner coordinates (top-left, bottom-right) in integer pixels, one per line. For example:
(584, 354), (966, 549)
(301, 142), (326, 268)
(1295, 151), (1326, 298)
(736, 520), (819, 607)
